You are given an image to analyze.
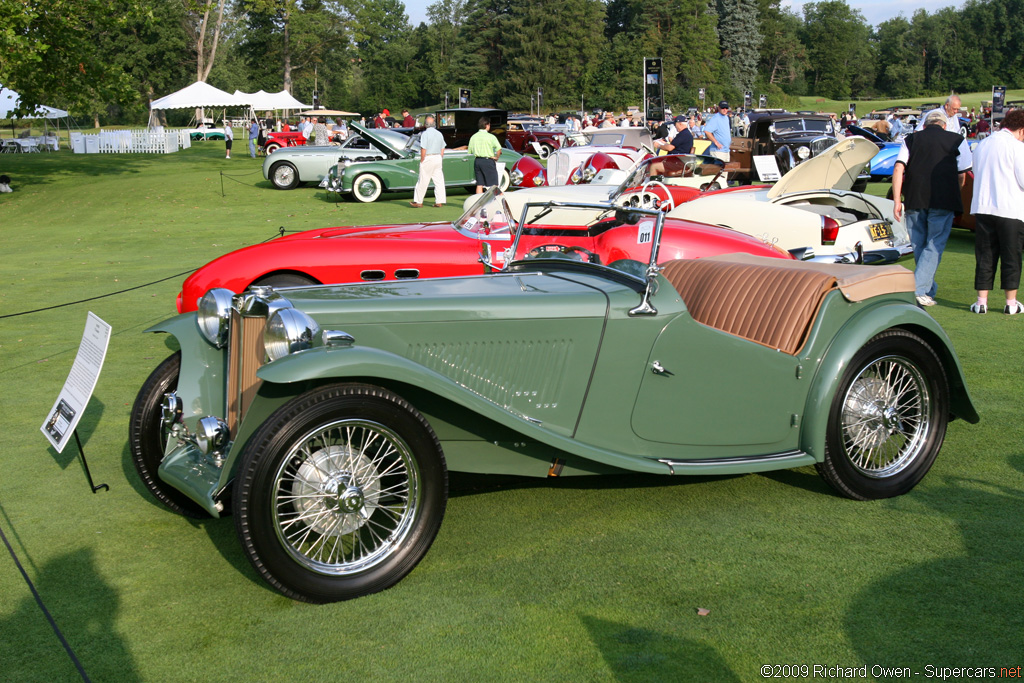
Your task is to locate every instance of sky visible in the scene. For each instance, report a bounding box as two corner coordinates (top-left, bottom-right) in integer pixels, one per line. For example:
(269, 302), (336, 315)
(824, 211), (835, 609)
(400, 0), (964, 29)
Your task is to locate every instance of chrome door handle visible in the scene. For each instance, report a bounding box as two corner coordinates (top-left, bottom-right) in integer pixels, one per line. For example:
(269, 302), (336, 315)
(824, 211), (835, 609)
(651, 361), (674, 376)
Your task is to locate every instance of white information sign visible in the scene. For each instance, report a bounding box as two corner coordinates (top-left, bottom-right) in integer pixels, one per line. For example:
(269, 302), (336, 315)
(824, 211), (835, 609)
(41, 312), (111, 453)
(752, 155), (782, 182)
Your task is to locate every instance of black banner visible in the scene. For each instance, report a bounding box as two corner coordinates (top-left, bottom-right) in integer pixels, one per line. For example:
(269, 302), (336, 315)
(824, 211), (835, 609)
(644, 58), (665, 121)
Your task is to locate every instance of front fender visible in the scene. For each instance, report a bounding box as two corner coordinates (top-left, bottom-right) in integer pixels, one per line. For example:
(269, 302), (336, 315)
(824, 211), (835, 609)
(800, 301), (979, 462)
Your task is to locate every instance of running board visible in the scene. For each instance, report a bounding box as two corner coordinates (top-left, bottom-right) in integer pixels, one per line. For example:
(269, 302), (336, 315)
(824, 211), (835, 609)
(655, 450), (815, 475)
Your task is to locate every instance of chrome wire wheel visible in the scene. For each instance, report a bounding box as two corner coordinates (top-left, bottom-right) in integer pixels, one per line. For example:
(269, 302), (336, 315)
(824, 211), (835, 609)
(273, 164), (295, 187)
(273, 419), (420, 576)
(817, 330), (949, 501)
(839, 355), (929, 478)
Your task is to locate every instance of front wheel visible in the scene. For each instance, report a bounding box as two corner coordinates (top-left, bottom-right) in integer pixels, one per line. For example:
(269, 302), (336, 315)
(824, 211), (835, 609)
(351, 173), (383, 202)
(816, 330), (949, 500)
(264, 142), (282, 154)
(537, 143), (554, 159)
(233, 384), (447, 603)
(270, 161), (300, 190)
(128, 352), (207, 517)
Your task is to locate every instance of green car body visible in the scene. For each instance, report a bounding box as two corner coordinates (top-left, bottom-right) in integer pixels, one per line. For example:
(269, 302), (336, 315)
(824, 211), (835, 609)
(131, 199), (977, 603)
(321, 122), (523, 202)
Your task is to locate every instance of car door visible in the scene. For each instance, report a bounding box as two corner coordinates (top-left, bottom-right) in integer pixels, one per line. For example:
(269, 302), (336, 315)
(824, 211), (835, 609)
(442, 151), (476, 186)
(630, 312), (806, 449)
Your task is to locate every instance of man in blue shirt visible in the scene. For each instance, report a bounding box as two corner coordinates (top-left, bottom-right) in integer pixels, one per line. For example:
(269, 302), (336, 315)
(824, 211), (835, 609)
(658, 115), (693, 155)
(704, 101), (732, 165)
(248, 119), (259, 158)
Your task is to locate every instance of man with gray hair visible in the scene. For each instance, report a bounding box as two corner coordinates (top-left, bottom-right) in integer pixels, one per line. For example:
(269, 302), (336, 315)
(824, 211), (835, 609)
(410, 114), (447, 208)
(917, 95), (963, 136)
(893, 109), (973, 307)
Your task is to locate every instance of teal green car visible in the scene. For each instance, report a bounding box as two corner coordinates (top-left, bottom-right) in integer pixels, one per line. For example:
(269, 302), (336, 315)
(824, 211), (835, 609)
(130, 192), (978, 603)
(320, 122), (522, 202)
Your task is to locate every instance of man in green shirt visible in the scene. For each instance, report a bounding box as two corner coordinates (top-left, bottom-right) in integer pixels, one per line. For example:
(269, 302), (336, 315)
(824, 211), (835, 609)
(467, 116), (502, 193)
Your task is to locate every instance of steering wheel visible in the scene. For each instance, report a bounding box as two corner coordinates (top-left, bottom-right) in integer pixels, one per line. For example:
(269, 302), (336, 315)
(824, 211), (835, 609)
(640, 179), (675, 212)
(526, 244), (601, 264)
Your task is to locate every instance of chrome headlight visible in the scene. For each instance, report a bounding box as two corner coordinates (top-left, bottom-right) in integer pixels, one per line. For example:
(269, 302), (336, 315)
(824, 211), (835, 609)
(510, 168), (524, 185)
(583, 165), (597, 182)
(533, 174), (545, 186)
(796, 146), (811, 160)
(196, 288), (234, 348)
(570, 167), (583, 184)
(264, 308), (321, 361)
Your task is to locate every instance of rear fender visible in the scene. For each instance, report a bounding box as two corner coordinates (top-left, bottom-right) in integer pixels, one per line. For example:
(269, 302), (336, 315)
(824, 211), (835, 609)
(800, 302), (978, 462)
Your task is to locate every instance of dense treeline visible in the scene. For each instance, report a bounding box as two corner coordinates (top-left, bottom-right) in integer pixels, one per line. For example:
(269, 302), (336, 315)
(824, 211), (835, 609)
(3, 0), (1022, 123)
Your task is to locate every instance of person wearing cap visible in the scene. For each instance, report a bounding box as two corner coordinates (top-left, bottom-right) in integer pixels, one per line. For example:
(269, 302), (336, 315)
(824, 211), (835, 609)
(657, 115), (693, 155)
(373, 108), (390, 129)
(704, 100), (732, 165)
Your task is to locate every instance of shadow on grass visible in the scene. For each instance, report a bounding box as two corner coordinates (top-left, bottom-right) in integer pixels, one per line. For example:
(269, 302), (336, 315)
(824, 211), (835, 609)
(0, 546), (141, 681)
(581, 615), (740, 681)
(448, 470), (741, 498)
(845, 476), (1024, 663)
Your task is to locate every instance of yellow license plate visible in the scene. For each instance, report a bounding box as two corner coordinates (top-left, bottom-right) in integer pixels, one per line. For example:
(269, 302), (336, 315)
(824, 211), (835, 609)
(869, 223), (893, 241)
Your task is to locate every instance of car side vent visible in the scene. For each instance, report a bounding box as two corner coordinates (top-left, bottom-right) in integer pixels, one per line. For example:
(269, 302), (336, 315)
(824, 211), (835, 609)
(360, 270), (386, 281)
(395, 269), (420, 279)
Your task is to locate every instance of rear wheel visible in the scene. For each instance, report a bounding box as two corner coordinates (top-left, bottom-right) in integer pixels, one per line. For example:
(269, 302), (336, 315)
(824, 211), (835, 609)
(128, 352), (207, 517)
(537, 143), (554, 159)
(233, 384), (447, 603)
(816, 330), (949, 500)
(270, 161), (300, 190)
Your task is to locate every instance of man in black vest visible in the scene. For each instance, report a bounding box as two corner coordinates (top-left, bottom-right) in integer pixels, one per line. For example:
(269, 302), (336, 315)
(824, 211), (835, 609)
(892, 110), (973, 307)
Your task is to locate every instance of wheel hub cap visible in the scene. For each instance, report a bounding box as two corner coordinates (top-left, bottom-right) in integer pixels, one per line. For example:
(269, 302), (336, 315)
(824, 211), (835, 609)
(291, 445), (380, 536)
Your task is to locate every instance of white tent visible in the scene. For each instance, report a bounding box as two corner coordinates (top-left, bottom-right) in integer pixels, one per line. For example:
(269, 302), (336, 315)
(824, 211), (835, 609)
(150, 81), (250, 110)
(234, 89), (310, 111)
(0, 87), (69, 119)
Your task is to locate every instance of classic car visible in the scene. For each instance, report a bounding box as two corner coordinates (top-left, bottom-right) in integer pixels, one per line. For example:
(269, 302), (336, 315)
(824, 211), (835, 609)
(131, 193), (977, 603)
(730, 111), (839, 183)
(186, 122), (226, 141)
(505, 120), (568, 158)
(845, 125), (900, 181)
(670, 137), (911, 262)
(263, 130), (306, 154)
(319, 123), (524, 202)
(511, 129), (655, 188)
(434, 108), (507, 148)
(262, 131), (408, 190)
(175, 187), (793, 313)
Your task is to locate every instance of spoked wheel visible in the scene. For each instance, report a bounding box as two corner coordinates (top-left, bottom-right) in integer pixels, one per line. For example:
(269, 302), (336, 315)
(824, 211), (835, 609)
(270, 161), (299, 190)
(233, 384), (447, 603)
(816, 330), (949, 500)
(128, 352), (207, 517)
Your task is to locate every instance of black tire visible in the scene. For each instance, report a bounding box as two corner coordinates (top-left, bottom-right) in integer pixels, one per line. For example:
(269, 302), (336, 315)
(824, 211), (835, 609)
(233, 383), (448, 603)
(351, 173), (383, 202)
(128, 352), (207, 517)
(816, 330), (949, 500)
(270, 161), (300, 190)
(251, 272), (319, 289)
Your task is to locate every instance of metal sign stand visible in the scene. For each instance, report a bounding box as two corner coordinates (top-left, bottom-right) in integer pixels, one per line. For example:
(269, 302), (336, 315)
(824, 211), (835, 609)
(73, 430), (108, 493)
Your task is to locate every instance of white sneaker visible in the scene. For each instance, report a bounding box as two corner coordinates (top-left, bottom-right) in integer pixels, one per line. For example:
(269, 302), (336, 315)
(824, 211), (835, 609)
(1004, 301), (1024, 315)
(916, 295), (936, 307)
(0, 183), (10, 193)
(970, 301), (987, 314)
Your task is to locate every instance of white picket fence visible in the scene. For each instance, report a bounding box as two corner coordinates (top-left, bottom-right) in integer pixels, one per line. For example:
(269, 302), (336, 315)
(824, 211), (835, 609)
(70, 129), (193, 154)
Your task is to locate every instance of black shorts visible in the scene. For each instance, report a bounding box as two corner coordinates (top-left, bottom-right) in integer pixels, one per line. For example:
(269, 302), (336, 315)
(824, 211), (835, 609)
(225, 139), (232, 150)
(474, 157), (498, 187)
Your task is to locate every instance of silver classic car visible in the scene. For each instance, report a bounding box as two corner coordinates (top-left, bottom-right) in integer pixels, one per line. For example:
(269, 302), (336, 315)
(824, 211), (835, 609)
(261, 130), (411, 190)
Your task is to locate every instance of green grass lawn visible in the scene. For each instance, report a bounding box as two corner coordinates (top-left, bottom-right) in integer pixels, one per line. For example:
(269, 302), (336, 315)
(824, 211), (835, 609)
(1, 144), (1022, 682)
(797, 89), (1024, 116)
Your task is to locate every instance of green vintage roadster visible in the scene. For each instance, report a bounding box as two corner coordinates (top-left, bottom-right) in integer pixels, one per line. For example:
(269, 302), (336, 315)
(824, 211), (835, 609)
(320, 122), (522, 202)
(131, 196), (977, 603)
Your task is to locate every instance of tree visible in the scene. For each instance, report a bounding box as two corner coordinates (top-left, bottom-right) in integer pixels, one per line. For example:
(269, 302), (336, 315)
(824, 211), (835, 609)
(347, 0), (417, 111)
(718, 0), (762, 94)
(756, 0), (806, 91)
(872, 16), (924, 97)
(187, 0), (228, 83)
(419, 0), (469, 105)
(0, 0), (139, 114)
(801, 1), (873, 99)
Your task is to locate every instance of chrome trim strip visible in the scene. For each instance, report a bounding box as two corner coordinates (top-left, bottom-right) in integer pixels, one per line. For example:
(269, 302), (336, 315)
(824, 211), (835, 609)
(656, 450), (809, 468)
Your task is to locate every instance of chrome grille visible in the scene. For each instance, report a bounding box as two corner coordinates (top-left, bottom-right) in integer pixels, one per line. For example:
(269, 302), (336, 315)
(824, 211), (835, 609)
(550, 153), (570, 186)
(226, 310), (266, 435)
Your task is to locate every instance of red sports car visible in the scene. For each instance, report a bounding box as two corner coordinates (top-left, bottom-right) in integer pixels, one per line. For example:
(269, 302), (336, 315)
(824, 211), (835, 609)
(176, 189), (792, 313)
